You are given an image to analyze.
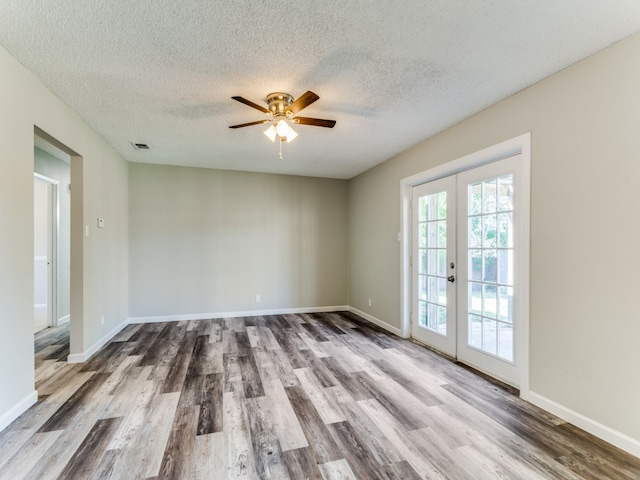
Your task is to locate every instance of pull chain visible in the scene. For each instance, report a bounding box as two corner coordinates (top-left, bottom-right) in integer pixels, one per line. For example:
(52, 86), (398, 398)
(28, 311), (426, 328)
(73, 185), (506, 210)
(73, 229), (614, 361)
(279, 137), (283, 160)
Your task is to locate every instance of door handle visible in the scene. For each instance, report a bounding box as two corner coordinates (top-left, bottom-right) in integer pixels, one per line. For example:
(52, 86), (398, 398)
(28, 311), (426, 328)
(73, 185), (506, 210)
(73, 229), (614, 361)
(447, 275), (455, 283)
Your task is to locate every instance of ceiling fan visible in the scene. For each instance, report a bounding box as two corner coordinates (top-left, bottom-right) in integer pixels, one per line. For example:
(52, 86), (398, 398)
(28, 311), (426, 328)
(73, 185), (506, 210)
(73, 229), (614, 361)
(229, 91), (336, 144)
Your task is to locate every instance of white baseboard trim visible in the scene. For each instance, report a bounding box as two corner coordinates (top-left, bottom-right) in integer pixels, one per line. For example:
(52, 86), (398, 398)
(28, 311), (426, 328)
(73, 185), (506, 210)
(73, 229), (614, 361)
(57, 314), (70, 326)
(347, 307), (404, 337)
(128, 305), (350, 324)
(67, 318), (130, 364)
(0, 390), (38, 432)
(528, 391), (640, 458)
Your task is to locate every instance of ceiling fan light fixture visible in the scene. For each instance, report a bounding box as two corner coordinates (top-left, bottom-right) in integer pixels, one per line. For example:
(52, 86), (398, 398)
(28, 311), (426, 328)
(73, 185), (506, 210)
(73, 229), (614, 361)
(264, 125), (277, 142)
(229, 91), (335, 152)
(276, 118), (290, 137)
(285, 127), (298, 143)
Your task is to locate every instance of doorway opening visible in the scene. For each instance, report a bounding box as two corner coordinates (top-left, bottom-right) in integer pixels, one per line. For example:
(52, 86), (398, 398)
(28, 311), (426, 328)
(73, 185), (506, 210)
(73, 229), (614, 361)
(33, 127), (82, 363)
(400, 134), (531, 396)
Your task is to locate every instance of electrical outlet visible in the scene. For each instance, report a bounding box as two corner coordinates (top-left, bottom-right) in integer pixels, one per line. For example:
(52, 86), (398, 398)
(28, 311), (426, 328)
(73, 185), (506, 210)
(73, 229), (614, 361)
(256, 294), (261, 303)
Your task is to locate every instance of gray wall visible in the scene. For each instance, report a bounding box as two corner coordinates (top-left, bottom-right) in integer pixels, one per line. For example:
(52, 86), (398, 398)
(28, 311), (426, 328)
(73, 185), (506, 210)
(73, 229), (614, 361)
(0, 43), (129, 427)
(129, 164), (348, 318)
(34, 148), (71, 322)
(348, 32), (640, 442)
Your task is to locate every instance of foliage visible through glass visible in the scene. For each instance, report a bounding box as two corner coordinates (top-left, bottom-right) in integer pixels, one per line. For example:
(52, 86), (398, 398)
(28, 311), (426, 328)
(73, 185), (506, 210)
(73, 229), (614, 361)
(467, 175), (514, 362)
(417, 190), (448, 336)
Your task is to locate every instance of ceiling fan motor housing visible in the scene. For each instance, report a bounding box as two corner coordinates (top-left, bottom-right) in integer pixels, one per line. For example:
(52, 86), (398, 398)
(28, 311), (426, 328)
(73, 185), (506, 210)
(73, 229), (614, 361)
(266, 92), (294, 118)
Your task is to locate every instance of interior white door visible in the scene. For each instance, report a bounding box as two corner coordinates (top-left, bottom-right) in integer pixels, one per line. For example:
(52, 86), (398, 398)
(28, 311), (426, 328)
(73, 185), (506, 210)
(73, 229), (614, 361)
(34, 176), (50, 332)
(411, 154), (526, 387)
(411, 175), (456, 356)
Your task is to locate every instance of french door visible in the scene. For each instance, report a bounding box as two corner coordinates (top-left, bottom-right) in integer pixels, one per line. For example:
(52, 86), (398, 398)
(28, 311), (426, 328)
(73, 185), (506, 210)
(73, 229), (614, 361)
(412, 154), (526, 387)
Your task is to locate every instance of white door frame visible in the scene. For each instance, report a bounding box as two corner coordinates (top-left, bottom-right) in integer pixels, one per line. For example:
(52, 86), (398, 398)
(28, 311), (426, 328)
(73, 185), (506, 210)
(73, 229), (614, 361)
(400, 133), (531, 398)
(34, 172), (59, 328)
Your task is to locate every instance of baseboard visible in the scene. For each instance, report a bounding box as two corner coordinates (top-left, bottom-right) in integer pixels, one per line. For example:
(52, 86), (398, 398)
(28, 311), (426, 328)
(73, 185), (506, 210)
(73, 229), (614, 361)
(0, 390), (38, 432)
(128, 305), (350, 324)
(67, 318), (130, 364)
(57, 314), (70, 326)
(347, 307), (404, 337)
(528, 391), (640, 458)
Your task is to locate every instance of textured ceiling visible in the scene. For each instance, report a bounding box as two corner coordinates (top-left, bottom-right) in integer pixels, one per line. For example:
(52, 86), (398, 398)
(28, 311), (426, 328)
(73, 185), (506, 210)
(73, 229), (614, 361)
(2, 1), (640, 179)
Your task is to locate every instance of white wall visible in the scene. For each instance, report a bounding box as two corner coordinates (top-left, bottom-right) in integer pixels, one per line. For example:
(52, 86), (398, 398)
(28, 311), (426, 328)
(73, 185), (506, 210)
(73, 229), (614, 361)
(129, 164), (348, 318)
(0, 44), (129, 428)
(348, 32), (640, 447)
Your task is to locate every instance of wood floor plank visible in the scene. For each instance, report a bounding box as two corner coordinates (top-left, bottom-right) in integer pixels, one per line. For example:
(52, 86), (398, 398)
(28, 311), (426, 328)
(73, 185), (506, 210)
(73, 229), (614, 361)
(381, 460), (423, 480)
(257, 326), (281, 351)
(326, 421), (388, 480)
(408, 426), (494, 480)
(357, 398), (448, 479)
(222, 329), (239, 355)
(269, 327), (311, 370)
(2, 312), (639, 480)
(260, 374), (309, 452)
(223, 391), (257, 479)
(317, 458), (357, 480)
(206, 319), (223, 344)
(223, 354), (243, 394)
(38, 372), (111, 432)
(35, 359), (66, 388)
(138, 322), (184, 367)
(262, 347), (300, 388)
(352, 370), (429, 431)
(187, 334), (223, 376)
(107, 379), (158, 450)
(89, 448), (120, 480)
(110, 323), (143, 342)
(56, 417), (122, 480)
(296, 328), (331, 358)
(294, 367), (346, 425)
(282, 447), (323, 480)
(197, 373), (223, 435)
(238, 350), (265, 398)
(100, 355), (145, 396)
(23, 388), (115, 480)
(299, 349), (337, 388)
(284, 385), (343, 464)
(189, 432), (225, 479)
(162, 331), (197, 394)
(35, 363), (88, 397)
(0, 428), (36, 470)
(328, 385), (403, 466)
(104, 391), (181, 480)
(245, 396), (290, 479)
(320, 356), (372, 401)
(0, 431), (62, 480)
(157, 406), (199, 480)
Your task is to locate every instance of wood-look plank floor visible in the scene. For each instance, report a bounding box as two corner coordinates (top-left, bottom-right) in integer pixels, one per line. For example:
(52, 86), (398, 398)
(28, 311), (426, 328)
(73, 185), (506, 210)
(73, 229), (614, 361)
(1, 312), (638, 479)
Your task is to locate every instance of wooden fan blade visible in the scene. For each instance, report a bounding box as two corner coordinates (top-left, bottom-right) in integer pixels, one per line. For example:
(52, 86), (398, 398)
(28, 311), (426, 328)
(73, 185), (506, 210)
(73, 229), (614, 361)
(229, 119), (271, 129)
(292, 116), (336, 128)
(286, 91), (319, 115)
(231, 96), (269, 114)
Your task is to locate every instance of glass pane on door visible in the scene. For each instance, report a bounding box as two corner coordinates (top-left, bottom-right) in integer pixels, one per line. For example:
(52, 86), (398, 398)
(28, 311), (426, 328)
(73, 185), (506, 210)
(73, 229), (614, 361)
(417, 190), (448, 336)
(466, 174), (514, 362)
(412, 174), (456, 357)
